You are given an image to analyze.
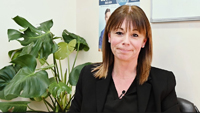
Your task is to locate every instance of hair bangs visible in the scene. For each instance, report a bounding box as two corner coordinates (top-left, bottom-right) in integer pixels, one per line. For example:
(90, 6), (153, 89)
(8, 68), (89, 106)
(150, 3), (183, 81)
(107, 15), (125, 32)
(107, 14), (147, 35)
(127, 14), (147, 35)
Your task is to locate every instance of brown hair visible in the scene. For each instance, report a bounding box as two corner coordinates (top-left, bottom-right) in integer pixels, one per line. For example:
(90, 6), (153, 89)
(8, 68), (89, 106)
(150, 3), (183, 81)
(93, 5), (152, 85)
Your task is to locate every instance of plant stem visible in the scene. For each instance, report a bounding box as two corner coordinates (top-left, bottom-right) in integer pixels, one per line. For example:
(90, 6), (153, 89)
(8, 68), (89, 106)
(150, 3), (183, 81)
(53, 53), (60, 82)
(56, 98), (63, 111)
(66, 40), (80, 85)
(61, 92), (65, 109)
(36, 64), (54, 72)
(43, 99), (50, 112)
(42, 60), (57, 82)
(69, 86), (72, 102)
(59, 59), (63, 82)
(44, 60), (54, 72)
(64, 68), (67, 83)
(63, 94), (67, 108)
(72, 40), (80, 70)
(27, 105), (36, 111)
(65, 56), (70, 84)
(64, 94), (75, 111)
(43, 98), (54, 111)
(49, 95), (56, 108)
(53, 53), (58, 79)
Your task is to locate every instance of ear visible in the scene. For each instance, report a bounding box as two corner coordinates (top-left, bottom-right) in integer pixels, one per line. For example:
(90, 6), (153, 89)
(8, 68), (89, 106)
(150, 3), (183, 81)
(108, 33), (111, 42)
(142, 38), (147, 48)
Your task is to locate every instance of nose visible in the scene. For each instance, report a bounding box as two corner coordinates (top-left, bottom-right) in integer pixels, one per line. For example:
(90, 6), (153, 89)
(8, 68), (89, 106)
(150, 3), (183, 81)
(122, 34), (130, 45)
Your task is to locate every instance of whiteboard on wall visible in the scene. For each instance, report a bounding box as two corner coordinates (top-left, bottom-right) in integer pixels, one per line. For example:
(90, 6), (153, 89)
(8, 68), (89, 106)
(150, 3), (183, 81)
(151, 0), (200, 22)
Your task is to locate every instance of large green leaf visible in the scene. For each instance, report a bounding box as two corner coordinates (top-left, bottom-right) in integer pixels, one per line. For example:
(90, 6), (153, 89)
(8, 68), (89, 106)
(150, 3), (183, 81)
(37, 19), (53, 32)
(69, 62), (91, 86)
(49, 82), (72, 98)
(13, 15), (41, 34)
(8, 16), (55, 59)
(49, 77), (57, 84)
(31, 90), (49, 102)
(54, 40), (76, 60)
(19, 28), (40, 46)
(0, 90), (7, 100)
(19, 42), (34, 56)
(62, 29), (89, 51)
(10, 54), (36, 72)
(37, 57), (46, 66)
(3, 67), (49, 100)
(20, 28), (54, 59)
(0, 101), (30, 112)
(8, 48), (23, 60)
(0, 65), (21, 100)
(0, 65), (21, 91)
(52, 41), (59, 53)
(7, 29), (23, 41)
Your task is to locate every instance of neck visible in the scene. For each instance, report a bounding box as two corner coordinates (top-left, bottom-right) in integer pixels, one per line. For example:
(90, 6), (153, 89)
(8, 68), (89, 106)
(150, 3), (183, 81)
(112, 59), (137, 79)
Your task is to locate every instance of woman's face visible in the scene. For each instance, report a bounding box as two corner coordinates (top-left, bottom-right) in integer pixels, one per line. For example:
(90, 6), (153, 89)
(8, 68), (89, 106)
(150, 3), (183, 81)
(108, 20), (147, 62)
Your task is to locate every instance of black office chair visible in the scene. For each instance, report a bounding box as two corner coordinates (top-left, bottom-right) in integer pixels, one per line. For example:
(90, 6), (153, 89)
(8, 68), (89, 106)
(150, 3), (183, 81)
(178, 97), (199, 112)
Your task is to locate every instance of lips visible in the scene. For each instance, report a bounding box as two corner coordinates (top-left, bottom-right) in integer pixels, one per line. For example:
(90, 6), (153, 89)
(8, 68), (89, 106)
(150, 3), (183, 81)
(118, 48), (132, 53)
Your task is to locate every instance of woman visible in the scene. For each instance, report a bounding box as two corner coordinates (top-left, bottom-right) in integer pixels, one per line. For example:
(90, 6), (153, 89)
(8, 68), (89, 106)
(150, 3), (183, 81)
(69, 5), (180, 112)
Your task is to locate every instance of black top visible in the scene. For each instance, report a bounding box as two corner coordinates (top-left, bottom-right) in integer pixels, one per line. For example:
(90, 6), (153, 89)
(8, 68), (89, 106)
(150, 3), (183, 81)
(69, 64), (180, 112)
(103, 77), (138, 112)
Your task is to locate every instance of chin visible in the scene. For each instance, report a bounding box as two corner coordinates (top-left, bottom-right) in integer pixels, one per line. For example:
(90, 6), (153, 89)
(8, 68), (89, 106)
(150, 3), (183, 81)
(115, 54), (136, 61)
(117, 56), (132, 61)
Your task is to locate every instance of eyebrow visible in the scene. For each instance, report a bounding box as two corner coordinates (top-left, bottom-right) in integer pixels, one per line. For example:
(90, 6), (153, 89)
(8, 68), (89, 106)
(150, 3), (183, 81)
(116, 27), (138, 32)
(118, 28), (124, 31)
(132, 28), (138, 31)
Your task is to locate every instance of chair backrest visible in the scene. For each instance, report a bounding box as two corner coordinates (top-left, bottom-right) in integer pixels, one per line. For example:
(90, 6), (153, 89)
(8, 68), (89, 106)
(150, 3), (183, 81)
(177, 97), (199, 112)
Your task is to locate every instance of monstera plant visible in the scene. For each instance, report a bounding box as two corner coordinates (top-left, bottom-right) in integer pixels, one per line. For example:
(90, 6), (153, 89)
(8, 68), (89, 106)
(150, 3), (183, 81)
(0, 16), (91, 112)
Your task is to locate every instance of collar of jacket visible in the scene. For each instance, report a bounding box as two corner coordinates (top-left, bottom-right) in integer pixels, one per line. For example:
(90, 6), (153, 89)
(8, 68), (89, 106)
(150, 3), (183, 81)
(96, 64), (152, 112)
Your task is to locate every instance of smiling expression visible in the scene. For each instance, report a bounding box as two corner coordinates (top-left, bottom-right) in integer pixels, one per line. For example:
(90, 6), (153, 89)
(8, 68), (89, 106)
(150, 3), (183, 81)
(108, 19), (147, 62)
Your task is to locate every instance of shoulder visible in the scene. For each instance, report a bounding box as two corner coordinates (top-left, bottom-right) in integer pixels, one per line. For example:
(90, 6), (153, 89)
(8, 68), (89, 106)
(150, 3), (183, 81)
(150, 66), (175, 80)
(149, 66), (176, 90)
(77, 63), (102, 91)
(150, 66), (172, 75)
(81, 63), (101, 72)
(79, 63), (101, 80)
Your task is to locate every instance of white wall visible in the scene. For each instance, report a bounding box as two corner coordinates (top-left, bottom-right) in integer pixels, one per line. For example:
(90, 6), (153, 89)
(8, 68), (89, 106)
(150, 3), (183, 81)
(144, 0), (200, 108)
(0, 0), (77, 111)
(76, 0), (102, 64)
(76, 0), (200, 108)
(0, 0), (77, 68)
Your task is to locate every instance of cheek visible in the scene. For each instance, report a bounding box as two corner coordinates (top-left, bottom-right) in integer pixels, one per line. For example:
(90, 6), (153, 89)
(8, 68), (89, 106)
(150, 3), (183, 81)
(110, 38), (121, 47)
(130, 40), (144, 49)
(110, 39), (121, 53)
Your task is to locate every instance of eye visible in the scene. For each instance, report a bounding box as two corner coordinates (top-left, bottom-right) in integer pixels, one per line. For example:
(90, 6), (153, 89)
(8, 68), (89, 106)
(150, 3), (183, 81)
(132, 34), (138, 37)
(116, 32), (123, 35)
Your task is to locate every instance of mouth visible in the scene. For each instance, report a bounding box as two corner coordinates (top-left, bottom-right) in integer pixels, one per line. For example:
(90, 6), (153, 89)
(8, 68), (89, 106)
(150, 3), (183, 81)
(118, 48), (132, 53)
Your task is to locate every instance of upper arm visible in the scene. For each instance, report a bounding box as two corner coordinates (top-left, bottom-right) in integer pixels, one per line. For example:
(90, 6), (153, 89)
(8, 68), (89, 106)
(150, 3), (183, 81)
(161, 72), (180, 112)
(68, 66), (86, 112)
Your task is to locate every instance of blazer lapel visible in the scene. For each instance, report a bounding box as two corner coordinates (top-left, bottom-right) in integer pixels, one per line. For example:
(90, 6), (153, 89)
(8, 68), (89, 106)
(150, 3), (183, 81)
(137, 79), (152, 112)
(96, 66), (112, 112)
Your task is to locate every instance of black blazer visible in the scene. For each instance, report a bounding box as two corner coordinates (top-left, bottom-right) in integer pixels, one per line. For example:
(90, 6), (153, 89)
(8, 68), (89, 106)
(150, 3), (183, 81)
(68, 64), (180, 112)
